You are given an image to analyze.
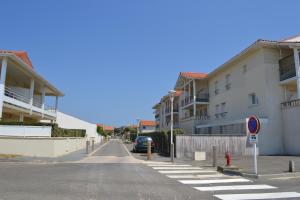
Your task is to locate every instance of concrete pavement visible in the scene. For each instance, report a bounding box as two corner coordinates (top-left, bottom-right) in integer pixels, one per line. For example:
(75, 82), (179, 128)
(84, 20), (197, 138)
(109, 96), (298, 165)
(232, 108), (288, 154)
(1, 139), (300, 200)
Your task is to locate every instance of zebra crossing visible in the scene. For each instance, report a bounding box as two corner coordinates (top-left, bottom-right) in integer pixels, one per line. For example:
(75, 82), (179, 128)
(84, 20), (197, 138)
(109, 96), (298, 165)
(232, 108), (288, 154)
(145, 161), (300, 200)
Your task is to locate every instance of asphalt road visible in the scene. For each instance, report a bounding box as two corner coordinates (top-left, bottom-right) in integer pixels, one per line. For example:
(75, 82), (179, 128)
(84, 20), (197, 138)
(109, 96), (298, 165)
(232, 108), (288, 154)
(1, 139), (300, 200)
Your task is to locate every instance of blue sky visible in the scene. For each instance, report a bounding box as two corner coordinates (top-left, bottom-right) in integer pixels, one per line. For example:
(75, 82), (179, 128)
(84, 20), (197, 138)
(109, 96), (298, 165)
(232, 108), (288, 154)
(1, 0), (299, 126)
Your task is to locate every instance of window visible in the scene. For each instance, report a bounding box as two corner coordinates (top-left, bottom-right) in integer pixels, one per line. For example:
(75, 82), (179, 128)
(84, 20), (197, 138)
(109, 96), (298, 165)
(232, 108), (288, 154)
(249, 93), (259, 105)
(243, 65), (247, 74)
(225, 74), (231, 90)
(221, 102), (227, 117)
(215, 104), (220, 118)
(143, 126), (146, 129)
(214, 81), (219, 95)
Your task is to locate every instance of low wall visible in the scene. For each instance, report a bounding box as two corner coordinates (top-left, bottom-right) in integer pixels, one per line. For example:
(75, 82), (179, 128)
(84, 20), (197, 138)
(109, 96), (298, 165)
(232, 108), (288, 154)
(176, 135), (253, 159)
(0, 125), (51, 137)
(0, 137), (87, 157)
(282, 106), (300, 155)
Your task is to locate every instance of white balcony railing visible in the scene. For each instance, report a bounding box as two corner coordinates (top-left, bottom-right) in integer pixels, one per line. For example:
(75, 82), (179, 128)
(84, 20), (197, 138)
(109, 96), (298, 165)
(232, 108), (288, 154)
(4, 86), (56, 115)
(5, 86), (30, 104)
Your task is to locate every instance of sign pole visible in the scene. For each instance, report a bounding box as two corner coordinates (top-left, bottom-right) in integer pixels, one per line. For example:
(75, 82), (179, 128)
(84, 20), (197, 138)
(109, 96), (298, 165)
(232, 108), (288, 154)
(254, 142), (258, 175)
(247, 116), (260, 176)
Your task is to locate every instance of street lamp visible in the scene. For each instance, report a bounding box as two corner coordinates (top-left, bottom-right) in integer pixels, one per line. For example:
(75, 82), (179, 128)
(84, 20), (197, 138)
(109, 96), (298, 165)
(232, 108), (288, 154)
(169, 90), (176, 162)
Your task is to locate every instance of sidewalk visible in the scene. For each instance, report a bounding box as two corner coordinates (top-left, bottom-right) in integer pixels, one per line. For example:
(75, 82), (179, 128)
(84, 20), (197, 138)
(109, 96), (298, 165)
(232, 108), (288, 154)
(126, 142), (300, 175)
(0, 141), (105, 164)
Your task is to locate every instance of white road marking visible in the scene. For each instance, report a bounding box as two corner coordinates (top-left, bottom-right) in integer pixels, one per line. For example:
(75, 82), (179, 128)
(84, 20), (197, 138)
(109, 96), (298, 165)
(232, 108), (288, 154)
(270, 176), (300, 180)
(195, 184), (277, 191)
(159, 170), (216, 174)
(214, 192), (300, 200)
(179, 178), (251, 184)
(148, 164), (191, 167)
(166, 174), (228, 179)
(153, 167), (202, 170)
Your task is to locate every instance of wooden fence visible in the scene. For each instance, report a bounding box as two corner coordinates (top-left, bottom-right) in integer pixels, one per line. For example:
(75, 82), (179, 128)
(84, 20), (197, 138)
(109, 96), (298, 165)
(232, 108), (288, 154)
(176, 135), (253, 158)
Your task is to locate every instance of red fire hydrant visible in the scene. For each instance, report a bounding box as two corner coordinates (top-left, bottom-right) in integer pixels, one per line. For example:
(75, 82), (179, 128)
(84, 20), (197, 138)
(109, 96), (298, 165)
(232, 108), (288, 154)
(225, 151), (232, 167)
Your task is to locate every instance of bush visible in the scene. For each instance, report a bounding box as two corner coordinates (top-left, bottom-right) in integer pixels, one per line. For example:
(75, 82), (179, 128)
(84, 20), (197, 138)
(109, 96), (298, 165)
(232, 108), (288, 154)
(51, 124), (86, 137)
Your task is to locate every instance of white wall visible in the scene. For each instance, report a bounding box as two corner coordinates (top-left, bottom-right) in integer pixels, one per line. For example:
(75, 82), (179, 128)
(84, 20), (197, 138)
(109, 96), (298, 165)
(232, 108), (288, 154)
(56, 111), (102, 143)
(0, 137), (86, 157)
(0, 125), (51, 137)
(282, 106), (300, 155)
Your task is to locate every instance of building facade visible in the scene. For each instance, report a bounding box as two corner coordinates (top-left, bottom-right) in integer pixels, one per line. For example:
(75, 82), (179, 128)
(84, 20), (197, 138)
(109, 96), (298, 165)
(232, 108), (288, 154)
(0, 50), (63, 122)
(153, 35), (300, 155)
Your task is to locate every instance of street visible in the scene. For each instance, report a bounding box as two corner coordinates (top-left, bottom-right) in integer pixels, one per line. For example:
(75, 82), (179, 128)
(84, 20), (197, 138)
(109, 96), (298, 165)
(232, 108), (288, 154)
(0, 139), (300, 200)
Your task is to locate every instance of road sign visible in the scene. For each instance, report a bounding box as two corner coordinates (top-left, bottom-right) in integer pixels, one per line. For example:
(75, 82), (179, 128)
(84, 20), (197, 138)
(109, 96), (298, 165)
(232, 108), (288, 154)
(247, 116), (260, 135)
(247, 116), (261, 175)
(249, 134), (258, 144)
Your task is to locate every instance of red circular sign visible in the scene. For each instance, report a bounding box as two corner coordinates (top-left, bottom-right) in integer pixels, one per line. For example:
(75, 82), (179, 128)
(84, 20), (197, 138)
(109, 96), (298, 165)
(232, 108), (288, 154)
(248, 116), (260, 135)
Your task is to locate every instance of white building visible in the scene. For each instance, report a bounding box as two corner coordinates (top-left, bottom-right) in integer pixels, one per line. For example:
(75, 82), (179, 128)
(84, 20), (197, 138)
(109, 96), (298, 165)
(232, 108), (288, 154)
(56, 112), (102, 142)
(154, 35), (300, 155)
(0, 50), (63, 122)
(138, 120), (156, 133)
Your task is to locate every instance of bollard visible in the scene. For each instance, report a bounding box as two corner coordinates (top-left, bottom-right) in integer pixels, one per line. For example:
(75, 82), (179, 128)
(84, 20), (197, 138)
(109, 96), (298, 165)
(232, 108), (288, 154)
(289, 160), (295, 173)
(92, 140), (95, 151)
(212, 146), (217, 167)
(225, 151), (232, 167)
(147, 140), (152, 160)
(86, 140), (90, 154)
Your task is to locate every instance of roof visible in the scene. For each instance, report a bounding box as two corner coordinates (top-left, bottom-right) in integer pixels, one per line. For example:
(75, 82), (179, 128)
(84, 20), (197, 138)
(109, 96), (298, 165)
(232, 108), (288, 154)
(0, 50), (64, 96)
(180, 72), (208, 79)
(139, 120), (156, 127)
(0, 50), (33, 68)
(97, 124), (114, 131)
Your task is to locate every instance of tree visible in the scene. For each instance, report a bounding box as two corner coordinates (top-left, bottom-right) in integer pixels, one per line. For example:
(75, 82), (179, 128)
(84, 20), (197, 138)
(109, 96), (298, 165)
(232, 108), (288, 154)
(97, 126), (107, 137)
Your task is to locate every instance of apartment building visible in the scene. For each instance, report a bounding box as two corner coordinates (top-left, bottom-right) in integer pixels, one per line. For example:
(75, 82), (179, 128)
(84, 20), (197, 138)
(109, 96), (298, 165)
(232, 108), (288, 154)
(154, 35), (300, 155)
(0, 50), (63, 122)
(153, 91), (181, 132)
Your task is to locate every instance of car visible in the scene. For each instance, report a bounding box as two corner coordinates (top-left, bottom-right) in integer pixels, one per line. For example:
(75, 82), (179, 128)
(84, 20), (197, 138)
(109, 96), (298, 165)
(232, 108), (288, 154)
(133, 136), (155, 153)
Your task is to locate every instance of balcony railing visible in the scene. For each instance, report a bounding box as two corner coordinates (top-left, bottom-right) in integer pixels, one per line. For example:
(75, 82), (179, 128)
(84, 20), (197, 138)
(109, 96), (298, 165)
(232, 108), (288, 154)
(4, 86), (56, 114)
(281, 99), (300, 109)
(5, 86), (30, 104)
(181, 93), (209, 107)
(279, 54), (297, 81)
(165, 106), (179, 114)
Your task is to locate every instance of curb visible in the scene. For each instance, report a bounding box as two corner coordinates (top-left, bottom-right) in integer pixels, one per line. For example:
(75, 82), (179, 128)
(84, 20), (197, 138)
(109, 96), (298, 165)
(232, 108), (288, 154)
(217, 166), (259, 179)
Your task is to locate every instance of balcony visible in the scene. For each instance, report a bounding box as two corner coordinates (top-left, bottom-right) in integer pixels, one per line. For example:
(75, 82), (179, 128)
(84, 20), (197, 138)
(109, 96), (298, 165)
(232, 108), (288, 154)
(4, 86), (56, 118)
(165, 106), (179, 115)
(279, 54), (297, 82)
(281, 99), (300, 109)
(181, 93), (209, 108)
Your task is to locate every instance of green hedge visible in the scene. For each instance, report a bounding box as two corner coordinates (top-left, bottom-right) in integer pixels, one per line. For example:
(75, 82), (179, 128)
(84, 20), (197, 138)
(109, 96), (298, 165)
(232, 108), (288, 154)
(130, 129), (184, 156)
(0, 122), (86, 138)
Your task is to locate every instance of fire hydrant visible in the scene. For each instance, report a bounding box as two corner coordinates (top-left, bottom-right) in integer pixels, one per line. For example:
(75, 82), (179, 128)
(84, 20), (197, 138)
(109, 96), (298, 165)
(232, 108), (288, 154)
(225, 151), (232, 167)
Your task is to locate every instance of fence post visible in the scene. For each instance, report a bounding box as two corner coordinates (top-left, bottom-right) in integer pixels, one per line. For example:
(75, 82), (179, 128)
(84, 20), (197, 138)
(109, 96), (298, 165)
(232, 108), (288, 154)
(92, 139), (95, 151)
(147, 140), (152, 160)
(213, 145), (217, 167)
(86, 140), (90, 154)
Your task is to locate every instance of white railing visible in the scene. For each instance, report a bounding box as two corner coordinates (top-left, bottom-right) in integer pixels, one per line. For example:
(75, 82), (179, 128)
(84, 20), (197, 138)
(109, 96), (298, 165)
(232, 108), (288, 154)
(5, 86), (30, 104)
(5, 86), (56, 114)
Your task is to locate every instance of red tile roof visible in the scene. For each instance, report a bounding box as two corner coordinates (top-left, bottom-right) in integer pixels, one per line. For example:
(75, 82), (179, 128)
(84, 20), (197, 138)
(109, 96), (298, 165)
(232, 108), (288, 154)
(140, 120), (156, 127)
(180, 72), (207, 79)
(97, 124), (114, 131)
(0, 50), (33, 68)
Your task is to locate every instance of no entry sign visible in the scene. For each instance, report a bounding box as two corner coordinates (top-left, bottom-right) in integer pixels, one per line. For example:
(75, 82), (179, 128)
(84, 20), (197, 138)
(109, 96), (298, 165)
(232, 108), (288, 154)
(247, 116), (260, 135)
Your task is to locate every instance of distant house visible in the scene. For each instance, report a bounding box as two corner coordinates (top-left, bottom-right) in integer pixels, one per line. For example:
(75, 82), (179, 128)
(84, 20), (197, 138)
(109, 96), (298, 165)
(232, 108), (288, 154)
(0, 50), (63, 122)
(138, 120), (156, 133)
(97, 124), (114, 134)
